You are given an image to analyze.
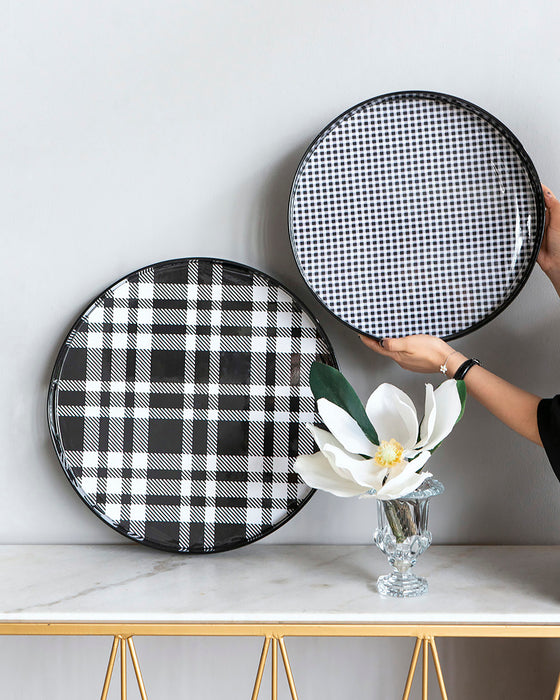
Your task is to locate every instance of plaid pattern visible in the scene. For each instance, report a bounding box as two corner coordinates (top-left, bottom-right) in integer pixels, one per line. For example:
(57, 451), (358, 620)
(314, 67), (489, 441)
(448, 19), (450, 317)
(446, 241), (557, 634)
(49, 259), (336, 553)
(290, 91), (544, 340)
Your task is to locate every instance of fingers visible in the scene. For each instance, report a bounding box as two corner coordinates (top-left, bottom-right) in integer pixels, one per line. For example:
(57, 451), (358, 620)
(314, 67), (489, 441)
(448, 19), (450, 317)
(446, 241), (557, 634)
(359, 335), (391, 356)
(359, 335), (408, 355)
(378, 337), (408, 352)
(542, 183), (559, 210)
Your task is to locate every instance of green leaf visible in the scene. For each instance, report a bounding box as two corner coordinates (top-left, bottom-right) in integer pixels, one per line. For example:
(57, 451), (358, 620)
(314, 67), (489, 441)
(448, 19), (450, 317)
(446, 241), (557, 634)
(309, 361), (378, 445)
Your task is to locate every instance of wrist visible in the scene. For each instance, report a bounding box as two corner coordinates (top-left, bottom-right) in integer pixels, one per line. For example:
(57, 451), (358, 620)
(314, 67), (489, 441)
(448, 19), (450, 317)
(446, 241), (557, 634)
(435, 344), (463, 376)
(454, 357), (482, 380)
(445, 352), (468, 378)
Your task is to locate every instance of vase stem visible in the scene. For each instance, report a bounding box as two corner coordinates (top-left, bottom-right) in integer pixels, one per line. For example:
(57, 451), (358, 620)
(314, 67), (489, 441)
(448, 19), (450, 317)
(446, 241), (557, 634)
(383, 500), (417, 543)
(383, 501), (405, 542)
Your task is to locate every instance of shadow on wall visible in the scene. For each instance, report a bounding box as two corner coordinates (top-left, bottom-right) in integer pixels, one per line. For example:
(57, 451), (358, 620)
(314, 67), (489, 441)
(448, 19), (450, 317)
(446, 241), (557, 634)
(252, 142), (312, 292)
(40, 312), (87, 488)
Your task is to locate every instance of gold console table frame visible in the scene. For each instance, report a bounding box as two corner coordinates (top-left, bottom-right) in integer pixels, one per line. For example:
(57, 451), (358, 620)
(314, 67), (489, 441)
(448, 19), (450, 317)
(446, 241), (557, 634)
(2, 621), (559, 700)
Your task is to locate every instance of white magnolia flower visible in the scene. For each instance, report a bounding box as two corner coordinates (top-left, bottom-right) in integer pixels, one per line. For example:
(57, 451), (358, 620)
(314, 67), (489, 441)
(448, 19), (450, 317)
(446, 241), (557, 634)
(295, 379), (462, 500)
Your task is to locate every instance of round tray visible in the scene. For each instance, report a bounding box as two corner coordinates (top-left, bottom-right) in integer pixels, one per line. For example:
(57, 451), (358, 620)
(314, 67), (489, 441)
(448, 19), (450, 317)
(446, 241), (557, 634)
(48, 258), (336, 553)
(289, 91), (545, 340)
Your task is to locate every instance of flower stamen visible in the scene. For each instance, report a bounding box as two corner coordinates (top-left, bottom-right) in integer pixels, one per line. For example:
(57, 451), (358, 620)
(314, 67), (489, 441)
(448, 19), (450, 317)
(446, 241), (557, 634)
(374, 439), (404, 468)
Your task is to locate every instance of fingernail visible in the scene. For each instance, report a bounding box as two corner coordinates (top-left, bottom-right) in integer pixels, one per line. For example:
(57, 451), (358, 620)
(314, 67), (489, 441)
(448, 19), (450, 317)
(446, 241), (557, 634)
(379, 338), (385, 348)
(546, 190), (553, 197)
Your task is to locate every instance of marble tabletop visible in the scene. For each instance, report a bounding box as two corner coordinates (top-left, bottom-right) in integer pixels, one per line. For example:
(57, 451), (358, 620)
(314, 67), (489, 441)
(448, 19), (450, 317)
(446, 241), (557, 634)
(2, 545), (559, 625)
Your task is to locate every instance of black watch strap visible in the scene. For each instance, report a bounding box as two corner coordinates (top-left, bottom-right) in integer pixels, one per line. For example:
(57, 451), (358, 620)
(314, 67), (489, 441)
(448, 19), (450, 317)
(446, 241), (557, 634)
(454, 358), (481, 381)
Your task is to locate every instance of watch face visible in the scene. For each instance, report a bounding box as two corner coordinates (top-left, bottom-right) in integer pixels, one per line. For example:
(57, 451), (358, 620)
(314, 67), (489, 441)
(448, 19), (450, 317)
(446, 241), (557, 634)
(48, 258), (336, 553)
(289, 91), (544, 340)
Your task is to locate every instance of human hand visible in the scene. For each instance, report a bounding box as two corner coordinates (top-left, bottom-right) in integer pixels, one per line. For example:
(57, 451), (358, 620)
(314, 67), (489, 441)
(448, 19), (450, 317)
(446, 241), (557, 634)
(360, 334), (465, 375)
(538, 184), (560, 293)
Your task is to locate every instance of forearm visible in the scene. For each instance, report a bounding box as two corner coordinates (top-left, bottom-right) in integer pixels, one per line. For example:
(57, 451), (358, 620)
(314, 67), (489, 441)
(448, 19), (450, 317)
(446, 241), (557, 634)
(446, 353), (542, 445)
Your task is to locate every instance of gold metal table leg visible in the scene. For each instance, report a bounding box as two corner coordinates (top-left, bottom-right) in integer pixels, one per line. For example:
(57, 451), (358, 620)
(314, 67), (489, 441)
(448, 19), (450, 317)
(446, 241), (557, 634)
(251, 637), (271, 700)
(100, 636), (119, 700)
(101, 635), (149, 700)
(402, 635), (449, 700)
(553, 670), (560, 700)
(271, 637), (278, 700)
(422, 637), (429, 700)
(120, 636), (127, 700)
(429, 637), (448, 700)
(127, 637), (149, 700)
(279, 637), (299, 700)
(402, 638), (422, 700)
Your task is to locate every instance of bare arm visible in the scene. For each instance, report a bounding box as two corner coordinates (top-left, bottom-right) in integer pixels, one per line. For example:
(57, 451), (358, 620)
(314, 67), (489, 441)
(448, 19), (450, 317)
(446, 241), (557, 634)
(446, 357), (541, 445)
(360, 336), (542, 445)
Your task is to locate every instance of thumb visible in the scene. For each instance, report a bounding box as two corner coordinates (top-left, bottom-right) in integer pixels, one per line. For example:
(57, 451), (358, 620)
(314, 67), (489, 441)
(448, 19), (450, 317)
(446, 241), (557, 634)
(382, 337), (407, 352)
(543, 184), (560, 210)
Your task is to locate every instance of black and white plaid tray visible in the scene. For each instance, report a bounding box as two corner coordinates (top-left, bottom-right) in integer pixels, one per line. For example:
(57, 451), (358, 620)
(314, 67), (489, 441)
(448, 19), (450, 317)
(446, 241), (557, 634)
(48, 258), (336, 553)
(289, 91), (545, 340)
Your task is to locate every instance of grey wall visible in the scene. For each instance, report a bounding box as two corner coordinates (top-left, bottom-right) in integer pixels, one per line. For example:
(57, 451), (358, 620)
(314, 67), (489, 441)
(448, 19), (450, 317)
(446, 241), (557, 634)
(3, 0), (560, 697)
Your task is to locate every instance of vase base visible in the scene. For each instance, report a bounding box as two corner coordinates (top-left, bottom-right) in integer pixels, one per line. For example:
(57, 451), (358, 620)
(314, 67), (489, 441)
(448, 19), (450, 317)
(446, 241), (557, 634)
(377, 572), (428, 598)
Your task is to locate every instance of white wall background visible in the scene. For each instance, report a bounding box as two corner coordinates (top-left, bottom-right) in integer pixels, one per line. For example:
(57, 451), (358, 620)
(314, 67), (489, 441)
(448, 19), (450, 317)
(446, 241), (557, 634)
(2, 0), (560, 697)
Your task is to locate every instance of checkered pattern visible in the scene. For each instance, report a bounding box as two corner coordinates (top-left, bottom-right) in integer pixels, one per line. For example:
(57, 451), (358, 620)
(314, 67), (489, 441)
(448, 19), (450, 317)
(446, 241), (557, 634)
(290, 91), (543, 339)
(49, 259), (336, 553)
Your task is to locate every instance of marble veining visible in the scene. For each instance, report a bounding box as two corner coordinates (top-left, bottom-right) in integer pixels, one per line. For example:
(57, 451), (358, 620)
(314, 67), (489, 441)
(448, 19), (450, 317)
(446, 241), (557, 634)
(1, 545), (559, 624)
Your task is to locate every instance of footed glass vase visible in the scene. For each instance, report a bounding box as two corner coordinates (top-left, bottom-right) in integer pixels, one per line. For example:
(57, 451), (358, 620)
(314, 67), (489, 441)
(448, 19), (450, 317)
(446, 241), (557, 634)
(373, 478), (444, 598)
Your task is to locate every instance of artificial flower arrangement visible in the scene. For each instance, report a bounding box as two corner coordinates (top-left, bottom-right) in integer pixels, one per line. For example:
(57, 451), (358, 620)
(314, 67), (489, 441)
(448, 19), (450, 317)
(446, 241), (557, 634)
(295, 362), (466, 502)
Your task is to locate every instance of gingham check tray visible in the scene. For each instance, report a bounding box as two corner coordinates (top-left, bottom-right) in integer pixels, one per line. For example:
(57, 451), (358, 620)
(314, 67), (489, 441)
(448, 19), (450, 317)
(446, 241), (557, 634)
(289, 91), (544, 340)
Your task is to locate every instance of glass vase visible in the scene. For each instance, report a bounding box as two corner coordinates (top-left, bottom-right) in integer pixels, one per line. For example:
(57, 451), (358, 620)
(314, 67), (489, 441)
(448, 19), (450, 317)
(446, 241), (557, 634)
(373, 477), (444, 598)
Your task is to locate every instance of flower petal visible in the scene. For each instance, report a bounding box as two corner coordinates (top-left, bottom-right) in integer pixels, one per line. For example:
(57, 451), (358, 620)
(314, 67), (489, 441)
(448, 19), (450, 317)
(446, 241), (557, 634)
(306, 424), (388, 491)
(376, 470), (432, 500)
(304, 423), (393, 497)
(306, 424), (365, 478)
(379, 451), (430, 484)
(321, 443), (387, 491)
(317, 398), (376, 457)
(293, 452), (367, 497)
(416, 383), (436, 449)
(306, 423), (346, 456)
(404, 450), (432, 474)
(365, 383), (419, 449)
(420, 379), (461, 451)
